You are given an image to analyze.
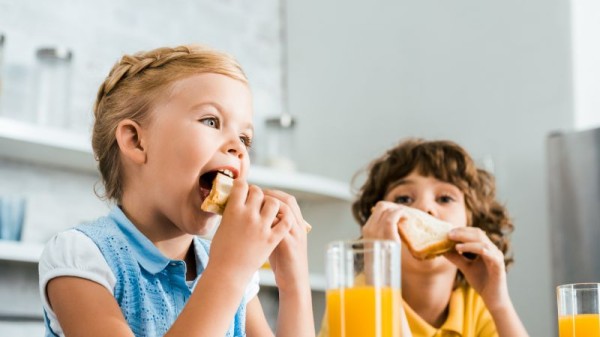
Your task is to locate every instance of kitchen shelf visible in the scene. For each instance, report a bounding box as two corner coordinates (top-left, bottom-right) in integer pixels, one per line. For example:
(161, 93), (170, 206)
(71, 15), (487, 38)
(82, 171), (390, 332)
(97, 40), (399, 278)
(0, 117), (95, 172)
(248, 166), (350, 201)
(0, 240), (44, 263)
(0, 117), (351, 202)
(258, 269), (326, 292)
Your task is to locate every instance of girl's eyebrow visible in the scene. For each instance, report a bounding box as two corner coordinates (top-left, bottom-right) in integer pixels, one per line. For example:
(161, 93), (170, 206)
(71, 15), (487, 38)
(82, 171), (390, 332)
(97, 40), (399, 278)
(188, 101), (223, 113)
(243, 123), (255, 134)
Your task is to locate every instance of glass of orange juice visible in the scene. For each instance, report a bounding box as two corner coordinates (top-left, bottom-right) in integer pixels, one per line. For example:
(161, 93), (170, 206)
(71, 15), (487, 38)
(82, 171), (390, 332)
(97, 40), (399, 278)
(557, 283), (600, 337)
(326, 240), (401, 337)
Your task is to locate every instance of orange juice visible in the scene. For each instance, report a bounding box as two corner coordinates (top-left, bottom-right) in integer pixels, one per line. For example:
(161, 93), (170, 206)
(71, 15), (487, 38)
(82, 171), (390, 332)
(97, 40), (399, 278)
(326, 286), (401, 337)
(559, 314), (600, 337)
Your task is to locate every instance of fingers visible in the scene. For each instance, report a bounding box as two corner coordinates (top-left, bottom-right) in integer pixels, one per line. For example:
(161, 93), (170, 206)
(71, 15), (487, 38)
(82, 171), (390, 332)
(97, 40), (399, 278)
(449, 227), (502, 258)
(444, 251), (469, 270)
(445, 227), (506, 276)
(260, 196), (280, 225)
(263, 189), (301, 218)
(229, 185), (304, 238)
(270, 201), (294, 239)
(258, 190), (297, 238)
(448, 226), (488, 244)
(368, 201), (403, 224)
(455, 242), (492, 257)
(362, 201), (404, 241)
(227, 178), (249, 208)
(264, 189), (311, 233)
(245, 184), (264, 208)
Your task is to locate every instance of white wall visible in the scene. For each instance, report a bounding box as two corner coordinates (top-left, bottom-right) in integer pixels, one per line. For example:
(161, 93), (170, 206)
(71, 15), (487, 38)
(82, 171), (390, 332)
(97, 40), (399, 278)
(0, 0), (282, 144)
(287, 0), (572, 336)
(571, 0), (600, 130)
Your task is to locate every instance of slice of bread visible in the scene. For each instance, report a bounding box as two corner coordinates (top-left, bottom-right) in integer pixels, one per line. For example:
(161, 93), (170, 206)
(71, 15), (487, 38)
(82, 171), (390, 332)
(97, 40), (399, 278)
(201, 172), (234, 215)
(200, 172), (312, 233)
(397, 207), (458, 260)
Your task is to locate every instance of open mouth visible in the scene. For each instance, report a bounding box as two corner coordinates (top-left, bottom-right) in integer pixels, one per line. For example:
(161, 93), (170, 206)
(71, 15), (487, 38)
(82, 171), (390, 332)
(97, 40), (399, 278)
(199, 169), (234, 200)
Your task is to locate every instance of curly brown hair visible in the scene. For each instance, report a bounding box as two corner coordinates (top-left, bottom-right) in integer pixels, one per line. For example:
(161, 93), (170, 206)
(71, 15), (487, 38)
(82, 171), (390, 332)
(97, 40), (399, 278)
(352, 138), (514, 286)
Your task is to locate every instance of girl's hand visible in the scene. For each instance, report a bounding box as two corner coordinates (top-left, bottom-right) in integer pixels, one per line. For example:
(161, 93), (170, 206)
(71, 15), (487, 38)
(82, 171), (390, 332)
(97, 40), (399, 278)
(362, 201), (405, 242)
(263, 189), (310, 294)
(209, 179), (292, 284)
(444, 227), (510, 312)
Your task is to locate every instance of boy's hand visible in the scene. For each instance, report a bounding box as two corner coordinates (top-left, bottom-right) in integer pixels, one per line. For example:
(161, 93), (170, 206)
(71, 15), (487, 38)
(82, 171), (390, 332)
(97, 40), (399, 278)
(362, 201), (405, 242)
(444, 226), (510, 312)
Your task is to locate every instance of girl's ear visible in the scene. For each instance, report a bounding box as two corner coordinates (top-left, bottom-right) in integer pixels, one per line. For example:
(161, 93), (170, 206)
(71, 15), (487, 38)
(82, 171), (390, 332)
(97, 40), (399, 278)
(115, 119), (147, 165)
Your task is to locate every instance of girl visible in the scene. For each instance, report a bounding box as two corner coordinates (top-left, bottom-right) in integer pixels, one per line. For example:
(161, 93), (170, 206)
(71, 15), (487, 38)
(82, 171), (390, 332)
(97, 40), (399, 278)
(319, 138), (529, 337)
(39, 45), (314, 337)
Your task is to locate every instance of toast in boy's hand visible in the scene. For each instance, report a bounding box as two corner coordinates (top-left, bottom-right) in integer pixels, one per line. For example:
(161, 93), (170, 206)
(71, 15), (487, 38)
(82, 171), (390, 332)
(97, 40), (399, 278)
(398, 207), (458, 260)
(201, 171), (234, 214)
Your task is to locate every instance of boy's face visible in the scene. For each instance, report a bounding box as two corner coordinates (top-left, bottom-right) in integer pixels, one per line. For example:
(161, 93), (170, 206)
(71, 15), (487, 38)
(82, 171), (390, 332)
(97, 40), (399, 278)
(139, 73), (253, 236)
(384, 171), (468, 227)
(384, 171), (468, 270)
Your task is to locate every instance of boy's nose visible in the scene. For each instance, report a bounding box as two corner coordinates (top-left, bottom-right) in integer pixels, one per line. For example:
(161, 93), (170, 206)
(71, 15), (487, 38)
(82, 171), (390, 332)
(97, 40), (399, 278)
(412, 199), (437, 217)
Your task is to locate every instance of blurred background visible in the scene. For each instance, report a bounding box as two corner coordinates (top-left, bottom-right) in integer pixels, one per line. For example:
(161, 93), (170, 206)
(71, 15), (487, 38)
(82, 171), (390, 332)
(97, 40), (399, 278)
(1, 0), (599, 336)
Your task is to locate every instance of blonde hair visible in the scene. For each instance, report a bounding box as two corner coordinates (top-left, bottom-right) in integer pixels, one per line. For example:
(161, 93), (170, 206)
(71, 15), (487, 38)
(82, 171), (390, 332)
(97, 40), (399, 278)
(92, 45), (247, 202)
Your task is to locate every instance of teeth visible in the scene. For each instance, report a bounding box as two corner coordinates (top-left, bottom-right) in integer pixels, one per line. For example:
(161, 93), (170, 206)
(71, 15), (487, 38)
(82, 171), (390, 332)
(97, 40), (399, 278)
(218, 169), (234, 178)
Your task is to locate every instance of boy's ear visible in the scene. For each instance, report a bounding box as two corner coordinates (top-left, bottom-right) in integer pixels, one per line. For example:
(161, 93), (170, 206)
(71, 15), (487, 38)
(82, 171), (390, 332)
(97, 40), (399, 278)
(115, 119), (147, 165)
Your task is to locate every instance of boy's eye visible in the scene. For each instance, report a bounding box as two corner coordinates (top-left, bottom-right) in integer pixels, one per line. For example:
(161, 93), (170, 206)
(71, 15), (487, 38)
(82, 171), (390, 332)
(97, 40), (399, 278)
(438, 195), (455, 203)
(240, 135), (253, 148)
(393, 195), (412, 205)
(200, 117), (220, 129)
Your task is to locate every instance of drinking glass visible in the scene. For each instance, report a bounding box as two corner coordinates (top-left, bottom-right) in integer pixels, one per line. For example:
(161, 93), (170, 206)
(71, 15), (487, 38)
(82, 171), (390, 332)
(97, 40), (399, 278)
(0, 196), (26, 241)
(326, 239), (401, 337)
(557, 283), (600, 337)
(34, 47), (73, 129)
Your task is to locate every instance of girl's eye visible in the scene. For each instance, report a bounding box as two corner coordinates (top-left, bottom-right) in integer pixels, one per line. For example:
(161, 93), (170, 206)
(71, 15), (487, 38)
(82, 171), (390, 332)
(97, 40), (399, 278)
(438, 195), (455, 203)
(200, 117), (220, 129)
(393, 195), (413, 205)
(240, 135), (253, 148)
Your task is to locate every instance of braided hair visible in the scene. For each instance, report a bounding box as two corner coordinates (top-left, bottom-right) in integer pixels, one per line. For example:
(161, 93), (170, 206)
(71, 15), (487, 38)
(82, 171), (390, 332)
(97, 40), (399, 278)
(92, 45), (247, 202)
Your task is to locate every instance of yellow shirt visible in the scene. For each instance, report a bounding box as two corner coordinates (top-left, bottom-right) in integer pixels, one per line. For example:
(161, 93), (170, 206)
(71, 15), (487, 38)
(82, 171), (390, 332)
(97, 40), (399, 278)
(317, 285), (497, 337)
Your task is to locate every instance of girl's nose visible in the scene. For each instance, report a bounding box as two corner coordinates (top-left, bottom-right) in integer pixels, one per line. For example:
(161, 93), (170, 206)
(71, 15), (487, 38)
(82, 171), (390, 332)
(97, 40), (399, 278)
(224, 137), (246, 160)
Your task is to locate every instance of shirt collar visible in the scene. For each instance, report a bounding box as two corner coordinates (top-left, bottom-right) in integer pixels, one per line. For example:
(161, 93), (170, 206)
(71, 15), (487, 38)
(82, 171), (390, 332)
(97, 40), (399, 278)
(403, 286), (465, 336)
(109, 206), (171, 274)
(443, 286), (465, 333)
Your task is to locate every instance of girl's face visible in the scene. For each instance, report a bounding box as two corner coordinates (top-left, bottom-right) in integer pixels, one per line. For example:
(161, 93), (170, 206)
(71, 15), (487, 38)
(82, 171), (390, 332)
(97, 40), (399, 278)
(140, 73), (253, 236)
(383, 170), (468, 272)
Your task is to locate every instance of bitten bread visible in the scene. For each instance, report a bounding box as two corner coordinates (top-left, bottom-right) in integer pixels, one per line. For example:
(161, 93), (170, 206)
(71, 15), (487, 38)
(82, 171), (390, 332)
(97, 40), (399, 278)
(201, 172), (234, 215)
(397, 207), (458, 260)
(201, 172), (312, 233)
